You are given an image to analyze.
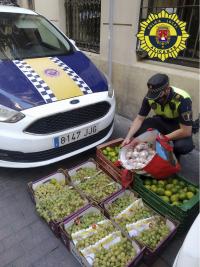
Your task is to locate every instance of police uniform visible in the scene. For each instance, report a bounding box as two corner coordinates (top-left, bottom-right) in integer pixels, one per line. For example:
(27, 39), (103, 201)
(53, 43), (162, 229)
(134, 74), (194, 157)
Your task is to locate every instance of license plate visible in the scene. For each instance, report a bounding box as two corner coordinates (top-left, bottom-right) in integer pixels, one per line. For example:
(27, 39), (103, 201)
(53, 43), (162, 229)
(53, 125), (98, 148)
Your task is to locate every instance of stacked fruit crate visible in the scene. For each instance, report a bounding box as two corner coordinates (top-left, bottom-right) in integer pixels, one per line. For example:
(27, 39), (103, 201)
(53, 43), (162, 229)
(27, 138), (199, 266)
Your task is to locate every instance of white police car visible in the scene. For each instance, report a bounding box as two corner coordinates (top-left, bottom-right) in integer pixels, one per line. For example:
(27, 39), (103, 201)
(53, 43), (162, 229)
(0, 5), (115, 168)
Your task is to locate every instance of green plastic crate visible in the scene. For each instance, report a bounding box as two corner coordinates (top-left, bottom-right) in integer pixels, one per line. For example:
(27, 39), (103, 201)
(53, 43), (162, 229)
(132, 174), (199, 233)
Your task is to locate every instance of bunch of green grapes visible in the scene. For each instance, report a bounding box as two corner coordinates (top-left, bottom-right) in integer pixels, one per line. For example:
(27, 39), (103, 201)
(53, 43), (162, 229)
(34, 178), (65, 201)
(67, 212), (105, 234)
(36, 187), (85, 222)
(78, 173), (119, 202)
(71, 168), (98, 183)
(107, 194), (135, 217)
(115, 207), (154, 230)
(136, 219), (170, 250)
(76, 222), (115, 250)
(93, 237), (136, 267)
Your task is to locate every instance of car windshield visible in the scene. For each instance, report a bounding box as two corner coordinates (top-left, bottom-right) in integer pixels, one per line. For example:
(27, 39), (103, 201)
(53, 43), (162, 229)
(0, 13), (72, 60)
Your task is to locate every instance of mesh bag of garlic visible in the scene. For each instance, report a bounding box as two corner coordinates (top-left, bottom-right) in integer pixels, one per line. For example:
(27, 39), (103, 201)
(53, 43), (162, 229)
(119, 130), (180, 178)
(120, 143), (156, 171)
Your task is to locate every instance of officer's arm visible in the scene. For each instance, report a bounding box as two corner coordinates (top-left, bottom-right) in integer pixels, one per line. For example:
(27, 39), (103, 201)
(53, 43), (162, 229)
(122, 98), (150, 146)
(166, 124), (192, 140)
(126, 115), (146, 140)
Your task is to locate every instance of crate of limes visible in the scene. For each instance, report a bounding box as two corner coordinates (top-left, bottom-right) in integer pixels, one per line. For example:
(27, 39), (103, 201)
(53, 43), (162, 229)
(132, 174), (199, 232)
(96, 138), (124, 182)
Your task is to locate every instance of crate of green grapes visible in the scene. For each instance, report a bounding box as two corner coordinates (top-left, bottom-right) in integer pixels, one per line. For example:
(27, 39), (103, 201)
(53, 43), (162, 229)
(132, 174), (199, 231)
(59, 204), (144, 267)
(102, 189), (178, 258)
(66, 158), (122, 204)
(96, 138), (124, 182)
(28, 169), (89, 237)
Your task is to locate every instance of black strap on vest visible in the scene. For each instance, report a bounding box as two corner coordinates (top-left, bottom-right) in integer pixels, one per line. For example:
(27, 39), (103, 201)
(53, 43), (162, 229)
(150, 92), (182, 112)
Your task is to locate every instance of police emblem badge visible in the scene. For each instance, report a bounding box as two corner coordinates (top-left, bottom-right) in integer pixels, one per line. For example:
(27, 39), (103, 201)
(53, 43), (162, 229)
(137, 10), (189, 61)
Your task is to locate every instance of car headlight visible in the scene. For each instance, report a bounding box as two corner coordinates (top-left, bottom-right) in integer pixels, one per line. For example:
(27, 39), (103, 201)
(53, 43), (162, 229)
(0, 105), (25, 123)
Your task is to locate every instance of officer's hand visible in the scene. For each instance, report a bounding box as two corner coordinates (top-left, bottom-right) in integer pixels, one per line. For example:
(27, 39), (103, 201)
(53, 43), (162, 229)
(121, 138), (131, 147)
(128, 138), (141, 148)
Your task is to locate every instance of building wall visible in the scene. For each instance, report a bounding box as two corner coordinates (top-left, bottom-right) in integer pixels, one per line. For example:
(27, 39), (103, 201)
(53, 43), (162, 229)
(87, 0), (199, 148)
(20, 0), (66, 33)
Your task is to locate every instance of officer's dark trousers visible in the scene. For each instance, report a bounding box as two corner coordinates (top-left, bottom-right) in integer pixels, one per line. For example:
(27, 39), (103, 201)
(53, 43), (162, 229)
(134, 116), (194, 158)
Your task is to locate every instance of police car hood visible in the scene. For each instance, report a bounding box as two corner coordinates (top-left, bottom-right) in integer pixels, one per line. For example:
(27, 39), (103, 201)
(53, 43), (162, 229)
(0, 51), (108, 111)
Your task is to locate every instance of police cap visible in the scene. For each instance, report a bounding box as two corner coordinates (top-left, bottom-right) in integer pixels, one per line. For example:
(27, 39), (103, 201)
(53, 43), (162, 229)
(146, 73), (169, 99)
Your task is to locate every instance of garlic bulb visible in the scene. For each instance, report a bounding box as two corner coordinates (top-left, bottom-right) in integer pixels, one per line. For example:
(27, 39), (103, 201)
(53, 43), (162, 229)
(140, 151), (148, 159)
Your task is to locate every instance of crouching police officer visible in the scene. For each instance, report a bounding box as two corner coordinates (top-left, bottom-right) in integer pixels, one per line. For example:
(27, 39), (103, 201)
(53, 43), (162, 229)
(122, 73), (194, 159)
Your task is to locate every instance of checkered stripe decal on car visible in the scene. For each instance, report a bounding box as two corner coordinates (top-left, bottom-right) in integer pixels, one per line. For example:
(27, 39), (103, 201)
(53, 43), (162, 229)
(13, 60), (57, 103)
(50, 57), (93, 95)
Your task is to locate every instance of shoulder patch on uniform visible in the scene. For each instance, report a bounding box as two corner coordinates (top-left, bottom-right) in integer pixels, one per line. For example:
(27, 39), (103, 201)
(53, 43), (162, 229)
(175, 94), (182, 101)
(181, 111), (193, 121)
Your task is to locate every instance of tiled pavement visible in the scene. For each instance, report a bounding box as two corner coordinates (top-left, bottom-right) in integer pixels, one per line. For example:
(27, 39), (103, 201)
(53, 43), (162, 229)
(0, 131), (199, 267)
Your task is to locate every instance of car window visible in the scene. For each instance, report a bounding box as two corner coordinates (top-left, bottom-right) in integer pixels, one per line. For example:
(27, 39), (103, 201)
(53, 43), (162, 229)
(0, 13), (73, 60)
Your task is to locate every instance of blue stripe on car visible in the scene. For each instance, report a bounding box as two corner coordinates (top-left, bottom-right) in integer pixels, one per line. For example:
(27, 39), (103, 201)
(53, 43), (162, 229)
(0, 60), (45, 111)
(57, 51), (108, 93)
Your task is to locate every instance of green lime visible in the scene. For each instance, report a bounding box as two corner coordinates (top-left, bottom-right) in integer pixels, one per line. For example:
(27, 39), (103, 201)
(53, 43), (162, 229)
(115, 146), (120, 153)
(144, 179), (152, 186)
(145, 185), (151, 190)
(102, 149), (108, 156)
(187, 185), (197, 194)
(152, 180), (158, 185)
(150, 185), (157, 193)
(161, 196), (170, 203)
(165, 190), (172, 197)
(109, 151), (116, 157)
(157, 188), (165, 196)
(106, 146), (112, 152)
(172, 179), (179, 185)
(111, 157), (116, 162)
(167, 177), (173, 183)
(172, 201), (181, 206)
(166, 184), (173, 190)
(158, 180), (166, 187)
(171, 187), (178, 194)
(186, 192), (194, 199)
(107, 155), (111, 160)
(175, 185), (181, 193)
(179, 192), (187, 200)
(170, 194), (179, 202)
(179, 181), (186, 188)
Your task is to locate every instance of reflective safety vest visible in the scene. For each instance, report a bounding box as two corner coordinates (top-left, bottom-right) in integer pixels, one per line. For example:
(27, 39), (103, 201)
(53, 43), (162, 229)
(148, 87), (191, 119)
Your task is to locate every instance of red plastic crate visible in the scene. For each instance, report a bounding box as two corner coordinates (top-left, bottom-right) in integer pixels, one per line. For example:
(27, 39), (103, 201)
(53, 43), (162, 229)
(96, 138), (124, 180)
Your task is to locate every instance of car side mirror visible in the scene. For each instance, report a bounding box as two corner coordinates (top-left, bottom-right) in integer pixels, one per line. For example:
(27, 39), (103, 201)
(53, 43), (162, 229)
(69, 39), (76, 46)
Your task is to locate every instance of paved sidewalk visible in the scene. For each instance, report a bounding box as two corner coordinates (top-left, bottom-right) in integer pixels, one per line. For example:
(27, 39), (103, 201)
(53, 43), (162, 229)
(0, 115), (199, 267)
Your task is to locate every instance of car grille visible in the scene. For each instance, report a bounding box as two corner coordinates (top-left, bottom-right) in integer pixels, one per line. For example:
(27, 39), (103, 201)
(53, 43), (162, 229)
(25, 101), (111, 134)
(0, 121), (113, 163)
